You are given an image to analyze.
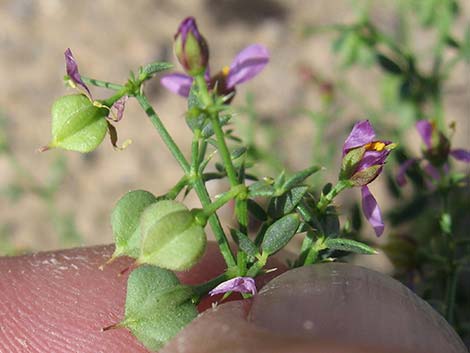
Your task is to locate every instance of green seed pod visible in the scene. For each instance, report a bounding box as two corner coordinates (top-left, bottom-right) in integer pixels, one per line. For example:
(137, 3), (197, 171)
(46, 94), (108, 153)
(138, 200), (206, 271)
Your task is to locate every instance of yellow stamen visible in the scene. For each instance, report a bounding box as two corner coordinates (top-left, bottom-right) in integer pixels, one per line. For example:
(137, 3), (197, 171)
(222, 66), (230, 76)
(365, 141), (386, 152)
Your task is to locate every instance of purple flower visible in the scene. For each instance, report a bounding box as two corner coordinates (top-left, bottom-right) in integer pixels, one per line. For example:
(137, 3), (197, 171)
(396, 120), (470, 186)
(64, 48), (92, 99)
(174, 17), (209, 76)
(109, 96), (128, 122)
(341, 120), (394, 236)
(361, 186), (384, 236)
(209, 277), (257, 297)
(161, 44), (269, 100)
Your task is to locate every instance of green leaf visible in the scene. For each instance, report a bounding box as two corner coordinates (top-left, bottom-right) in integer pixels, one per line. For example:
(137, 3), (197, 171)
(282, 165), (321, 190)
(230, 229), (259, 257)
(231, 147), (247, 160)
(140, 62), (173, 77)
(325, 238), (377, 255)
(247, 199), (267, 221)
(111, 190), (157, 259)
(139, 200), (207, 271)
(261, 213), (300, 255)
(248, 180), (275, 197)
(273, 170), (286, 190)
(268, 186), (309, 219)
(49, 94), (108, 152)
(376, 53), (403, 75)
(121, 265), (197, 351)
(323, 207), (340, 237)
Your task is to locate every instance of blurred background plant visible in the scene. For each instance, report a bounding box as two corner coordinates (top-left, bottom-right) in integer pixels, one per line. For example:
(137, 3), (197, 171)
(0, 111), (82, 255)
(297, 0), (470, 340)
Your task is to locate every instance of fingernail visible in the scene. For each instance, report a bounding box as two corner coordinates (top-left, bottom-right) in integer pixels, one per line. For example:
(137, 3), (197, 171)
(248, 263), (466, 353)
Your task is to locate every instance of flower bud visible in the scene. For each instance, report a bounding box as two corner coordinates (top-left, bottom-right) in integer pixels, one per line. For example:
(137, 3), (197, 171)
(138, 200), (206, 271)
(423, 130), (451, 167)
(340, 141), (394, 186)
(174, 17), (209, 76)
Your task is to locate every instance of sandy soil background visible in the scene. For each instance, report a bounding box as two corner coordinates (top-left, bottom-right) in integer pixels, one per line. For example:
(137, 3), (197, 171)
(0, 0), (468, 263)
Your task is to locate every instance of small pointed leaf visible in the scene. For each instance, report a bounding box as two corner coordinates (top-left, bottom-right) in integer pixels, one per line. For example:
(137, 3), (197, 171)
(268, 186), (309, 219)
(283, 165), (321, 190)
(325, 238), (377, 255)
(248, 180), (275, 197)
(376, 53), (403, 75)
(247, 199), (267, 221)
(140, 62), (173, 77)
(230, 229), (259, 257)
(261, 213), (300, 255)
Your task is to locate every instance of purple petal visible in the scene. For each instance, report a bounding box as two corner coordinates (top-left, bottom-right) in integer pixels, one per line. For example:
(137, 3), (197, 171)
(226, 44), (269, 89)
(396, 158), (418, 187)
(160, 73), (193, 97)
(361, 186), (384, 237)
(176, 17), (202, 43)
(209, 277), (257, 296)
(357, 147), (391, 171)
(343, 120), (376, 155)
(64, 48), (91, 98)
(450, 148), (470, 162)
(416, 120), (433, 149)
(423, 163), (441, 181)
(110, 96), (128, 122)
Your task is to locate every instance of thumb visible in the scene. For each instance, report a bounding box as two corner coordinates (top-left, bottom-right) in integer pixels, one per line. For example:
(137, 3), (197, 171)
(162, 263), (467, 353)
(0, 243), (230, 353)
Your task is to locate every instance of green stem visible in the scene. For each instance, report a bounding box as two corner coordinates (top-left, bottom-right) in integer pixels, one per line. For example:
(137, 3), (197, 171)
(100, 86), (129, 108)
(295, 230), (315, 267)
(135, 94), (191, 174)
(192, 179), (237, 267)
(137, 92), (236, 267)
(81, 76), (124, 91)
(194, 75), (239, 186)
(445, 265), (459, 325)
(194, 74), (249, 243)
(440, 189), (458, 325)
(246, 253), (268, 277)
(197, 184), (247, 222)
(317, 180), (352, 213)
(191, 132), (201, 174)
(165, 176), (188, 200)
(192, 272), (230, 298)
(303, 237), (325, 265)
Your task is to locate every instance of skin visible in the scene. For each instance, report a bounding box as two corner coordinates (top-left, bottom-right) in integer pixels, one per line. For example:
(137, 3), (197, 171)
(0, 243), (466, 353)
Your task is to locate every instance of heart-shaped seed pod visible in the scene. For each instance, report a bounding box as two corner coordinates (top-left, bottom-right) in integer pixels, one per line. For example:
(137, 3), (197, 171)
(138, 200), (207, 271)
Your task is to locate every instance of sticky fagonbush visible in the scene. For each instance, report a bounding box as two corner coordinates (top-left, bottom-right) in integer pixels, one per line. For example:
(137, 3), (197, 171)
(41, 16), (392, 351)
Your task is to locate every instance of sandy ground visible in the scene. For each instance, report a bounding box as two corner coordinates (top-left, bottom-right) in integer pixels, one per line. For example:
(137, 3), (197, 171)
(0, 0), (469, 262)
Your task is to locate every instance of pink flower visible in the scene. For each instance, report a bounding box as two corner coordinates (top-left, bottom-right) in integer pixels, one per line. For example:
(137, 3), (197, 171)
(396, 120), (470, 187)
(173, 17), (209, 76)
(341, 120), (394, 236)
(161, 44), (269, 99)
(64, 48), (128, 123)
(64, 48), (92, 99)
(209, 277), (257, 296)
